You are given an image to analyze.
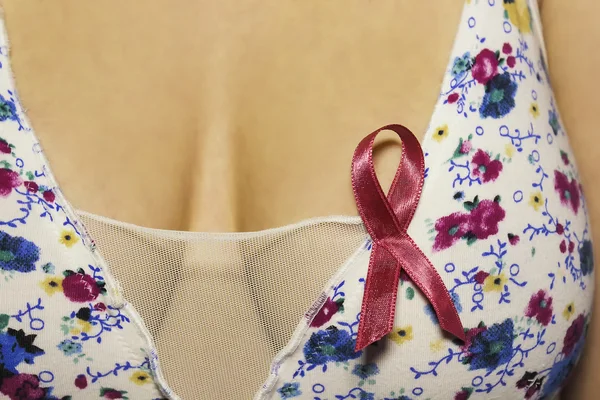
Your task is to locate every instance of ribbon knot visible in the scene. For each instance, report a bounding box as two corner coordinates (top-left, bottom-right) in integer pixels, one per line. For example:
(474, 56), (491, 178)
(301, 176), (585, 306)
(351, 124), (465, 351)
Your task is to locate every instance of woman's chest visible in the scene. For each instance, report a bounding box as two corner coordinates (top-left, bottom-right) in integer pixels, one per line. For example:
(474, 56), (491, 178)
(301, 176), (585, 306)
(2, 0), (463, 232)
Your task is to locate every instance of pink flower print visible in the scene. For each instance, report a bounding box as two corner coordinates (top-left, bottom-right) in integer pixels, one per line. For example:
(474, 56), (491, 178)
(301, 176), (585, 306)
(554, 170), (580, 214)
(433, 196), (506, 251)
(62, 271), (102, 302)
(0, 140), (10, 154)
(451, 136), (474, 160)
(506, 56), (516, 68)
(399, 270), (410, 283)
(560, 150), (570, 165)
(560, 240), (567, 254)
(454, 388), (473, 400)
(562, 314), (585, 356)
(459, 140), (472, 155)
(502, 43), (513, 54)
(556, 223), (564, 235)
(471, 49), (499, 84)
(525, 381), (543, 399)
(508, 233), (520, 245)
(474, 270), (489, 284)
(101, 389), (126, 399)
(23, 181), (38, 193)
(0, 373), (46, 400)
(448, 93), (459, 104)
(433, 212), (470, 251)
(468, 199), (506, 240)
(525, 290), (553, 326)
(0, 168), (22, 197)
(310, 297), (342, 328)
(516, 371), (544, 399)
(472, 149), (503, 183)
(42, 190), (55, 203)
(74, 374), (88, 389)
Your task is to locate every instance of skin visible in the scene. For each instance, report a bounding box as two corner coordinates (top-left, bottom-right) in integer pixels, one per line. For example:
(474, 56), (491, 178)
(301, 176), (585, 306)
(0, 0), (597, 398)
(0, 0), (461, 232)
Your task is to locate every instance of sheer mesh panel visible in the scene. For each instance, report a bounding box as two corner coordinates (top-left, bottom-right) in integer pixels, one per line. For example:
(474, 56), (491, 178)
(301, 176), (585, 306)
(77, 211), (366, 400)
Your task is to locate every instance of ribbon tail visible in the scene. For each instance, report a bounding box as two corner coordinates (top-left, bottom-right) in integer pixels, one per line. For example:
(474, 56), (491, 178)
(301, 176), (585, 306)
(409, 265), (466, 342)
(355, 243), (402, 352)
(384, 236), (466, 343)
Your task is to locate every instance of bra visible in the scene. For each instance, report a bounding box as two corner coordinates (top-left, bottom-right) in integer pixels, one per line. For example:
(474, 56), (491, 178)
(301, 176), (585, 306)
(0, 0), (593, 399)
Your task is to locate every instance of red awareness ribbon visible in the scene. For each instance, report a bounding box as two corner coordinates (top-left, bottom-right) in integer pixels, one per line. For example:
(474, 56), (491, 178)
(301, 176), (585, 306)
(351, 124), (466, 351)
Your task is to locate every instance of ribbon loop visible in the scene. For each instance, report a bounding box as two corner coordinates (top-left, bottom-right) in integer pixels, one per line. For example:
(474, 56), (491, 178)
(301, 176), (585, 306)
(351, 124), (465, 351)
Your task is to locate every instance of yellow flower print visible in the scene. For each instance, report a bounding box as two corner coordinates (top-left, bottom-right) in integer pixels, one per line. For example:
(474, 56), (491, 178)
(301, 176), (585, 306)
(530, 102), (540, 118)
(503, 0), (532, 34)
(388, 325), (413, 345)
(70, 319), (92, 335)
(39, 276), (63, 296)
(528, 191), (544, 211)
(483, 273), (507, 292)
(77, 319), (92, 333)
(59, 229), (79, 248)
(430, 339), (444, 352)
(505, 144), (515, 158)
(130, 370), (151, 385)
(432, 124), (449, 143)
(563, 302), (575, 321)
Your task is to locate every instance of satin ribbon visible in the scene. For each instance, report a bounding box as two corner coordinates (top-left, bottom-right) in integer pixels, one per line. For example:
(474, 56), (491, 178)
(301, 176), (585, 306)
(351, 124), (466, 351)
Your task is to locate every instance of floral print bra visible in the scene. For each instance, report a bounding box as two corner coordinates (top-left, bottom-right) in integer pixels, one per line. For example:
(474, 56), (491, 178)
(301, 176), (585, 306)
(0, 0), (594, 399)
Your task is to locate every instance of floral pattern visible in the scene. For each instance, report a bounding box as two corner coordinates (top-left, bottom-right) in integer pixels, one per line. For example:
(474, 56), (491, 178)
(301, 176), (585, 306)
(471, 149), (503, 183)
(309, 284), (345, 328)
(0, 1), (593, 400)
(461, 318), (515, 372)
(554, 170), (581, 214)
(503, 0), (533, 34)
(524, 290), (553, 326)
(0, 17), (168, 400)
(0, 231), (40, 273)
(432, 196), (506, 251)
(446, 42), (521, 119)
(259, 1), (593, 399)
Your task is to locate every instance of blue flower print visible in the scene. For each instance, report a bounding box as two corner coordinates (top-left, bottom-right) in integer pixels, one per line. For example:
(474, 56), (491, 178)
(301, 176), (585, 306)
(425, 292), (462, 325)
(453, 191), (465, 201)
(359, 391), (375, 400)
(0, 94), (17, 122)
(541, 356), (576, 397)
(57, 339), (82, 356)
(542, 317), (586, 396)
(342, 389), (376, 400)
(277, 382), (301, 399)
(303, 326), (361, 365)
(352, 363), (380, 380)
(0, 328), (44, 373)
(549, 109), (560, 135)
(579, 240), (594, 276)
(41, 262), (55, 274)
(0, 231), (40, 273)
(451, 51), (471, 79)
(479, 72), (518, 119)
(462, 318), (515, 372)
